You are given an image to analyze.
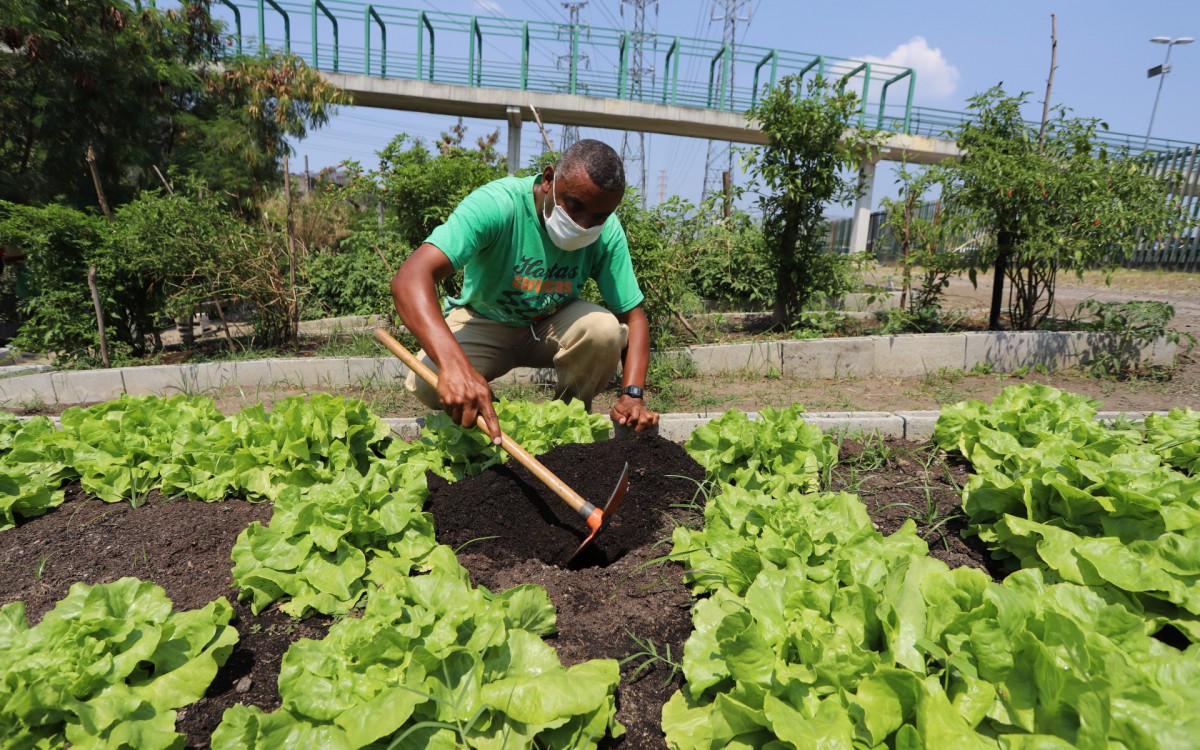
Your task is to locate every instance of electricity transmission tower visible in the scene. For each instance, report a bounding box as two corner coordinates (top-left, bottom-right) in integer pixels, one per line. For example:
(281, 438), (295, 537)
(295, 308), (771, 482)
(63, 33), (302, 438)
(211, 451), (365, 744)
(703, 0), (752, 203)
(620, 0), (658, 207)
(557, 2), (589, 151)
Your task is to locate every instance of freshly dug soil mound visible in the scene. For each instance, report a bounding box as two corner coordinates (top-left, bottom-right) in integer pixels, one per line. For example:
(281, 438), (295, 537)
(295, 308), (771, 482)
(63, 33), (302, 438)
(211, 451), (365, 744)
(426, 431), (705, 568)
(426, 432), (708, 749)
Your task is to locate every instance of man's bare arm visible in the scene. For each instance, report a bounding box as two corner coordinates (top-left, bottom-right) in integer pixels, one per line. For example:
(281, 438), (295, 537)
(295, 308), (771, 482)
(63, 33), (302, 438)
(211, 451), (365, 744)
(612, 305), (660, 431)
(391, 243), (501, 442)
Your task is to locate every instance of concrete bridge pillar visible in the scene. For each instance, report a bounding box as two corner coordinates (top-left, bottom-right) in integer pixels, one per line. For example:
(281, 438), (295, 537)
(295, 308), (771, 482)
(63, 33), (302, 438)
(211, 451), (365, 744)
(506, 106), (522, 176)
(849, 159), (878, 254)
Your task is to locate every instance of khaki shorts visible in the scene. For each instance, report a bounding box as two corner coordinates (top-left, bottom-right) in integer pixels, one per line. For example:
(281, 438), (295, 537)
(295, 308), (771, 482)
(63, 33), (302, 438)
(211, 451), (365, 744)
(406, 299), (628, 410)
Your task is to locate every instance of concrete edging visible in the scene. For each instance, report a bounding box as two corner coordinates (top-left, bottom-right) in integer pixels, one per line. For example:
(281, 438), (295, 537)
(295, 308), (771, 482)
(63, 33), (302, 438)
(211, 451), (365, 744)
(0, 330), (1177, 407)
(19, 409), (1167, 445)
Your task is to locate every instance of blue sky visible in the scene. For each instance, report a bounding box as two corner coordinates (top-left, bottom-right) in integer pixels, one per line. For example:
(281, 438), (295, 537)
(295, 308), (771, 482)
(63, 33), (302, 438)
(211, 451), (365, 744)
(264, 0), (1199, 213)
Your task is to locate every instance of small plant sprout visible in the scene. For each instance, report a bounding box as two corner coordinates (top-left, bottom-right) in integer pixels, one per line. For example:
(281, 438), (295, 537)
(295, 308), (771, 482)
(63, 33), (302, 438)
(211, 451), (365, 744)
(620, 630), (682, 686)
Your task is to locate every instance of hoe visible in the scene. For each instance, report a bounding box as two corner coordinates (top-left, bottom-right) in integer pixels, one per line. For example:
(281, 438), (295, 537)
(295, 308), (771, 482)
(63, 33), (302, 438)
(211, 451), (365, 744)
(374, 328), (630, 563)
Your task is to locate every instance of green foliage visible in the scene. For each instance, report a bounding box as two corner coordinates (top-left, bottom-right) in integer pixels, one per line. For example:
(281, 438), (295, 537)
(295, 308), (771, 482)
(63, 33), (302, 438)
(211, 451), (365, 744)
(0, 1), (345, 210)
(935, 384), (1200, 639)
(0, 201), (107, 362)
(0, 0), (216, 207)
(0, 190), (306, 359)
(930, 87), (1185, 330)
(615, 193), (697, 348)
(228, 397), (607, 616)
(1074, 299), (1193, 378)
(744, 75), (876, 326)
(215, 551), (622, 750)
(664, 389), (1200, 747)
(304, 215), (409, 319)
(687, 204), (775, 312)
(0, 578), (237, 749)
(172, 53), (347, 209)
(685, 405), (837, 494)
(314, 124), (505, 309)
(878, 166), (967, 317)
(0, 415), (70, 530)
(1143, 407), (1200, 474)
(1, 393), (628, 746)
(101, 188), (236, 351)
(339, 124), (507, 253)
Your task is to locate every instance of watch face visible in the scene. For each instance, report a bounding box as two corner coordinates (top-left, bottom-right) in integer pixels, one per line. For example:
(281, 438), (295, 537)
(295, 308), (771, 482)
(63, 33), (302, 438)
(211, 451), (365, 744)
(623, 386), (644, 399)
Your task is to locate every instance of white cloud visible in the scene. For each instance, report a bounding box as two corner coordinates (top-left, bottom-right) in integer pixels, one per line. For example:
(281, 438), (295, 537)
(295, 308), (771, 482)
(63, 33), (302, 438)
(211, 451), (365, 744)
(474, 0), (503, 13)
(861, 37), (960, 99)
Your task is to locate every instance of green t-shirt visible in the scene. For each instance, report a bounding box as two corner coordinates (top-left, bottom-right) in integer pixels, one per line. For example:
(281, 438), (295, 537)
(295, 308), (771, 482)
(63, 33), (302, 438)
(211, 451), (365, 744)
(424, 175), (644, 326)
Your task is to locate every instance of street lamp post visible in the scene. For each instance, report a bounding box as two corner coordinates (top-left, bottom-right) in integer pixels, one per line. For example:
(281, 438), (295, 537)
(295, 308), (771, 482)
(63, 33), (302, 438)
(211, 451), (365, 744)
(1144, 35), (1194, 150)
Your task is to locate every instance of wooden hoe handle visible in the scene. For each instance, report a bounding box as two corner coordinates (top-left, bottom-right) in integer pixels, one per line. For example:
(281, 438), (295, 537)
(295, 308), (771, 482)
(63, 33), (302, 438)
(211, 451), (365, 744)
(372, 328), (599, 523)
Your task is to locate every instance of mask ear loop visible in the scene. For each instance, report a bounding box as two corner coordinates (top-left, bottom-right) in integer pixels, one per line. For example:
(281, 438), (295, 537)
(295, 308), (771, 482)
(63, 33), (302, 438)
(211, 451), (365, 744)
(543, 171), (556, 222)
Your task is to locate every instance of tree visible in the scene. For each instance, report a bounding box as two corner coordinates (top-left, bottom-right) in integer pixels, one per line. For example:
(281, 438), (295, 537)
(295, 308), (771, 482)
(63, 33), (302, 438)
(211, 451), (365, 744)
(743, 75), (875, 327)
(878, 165), (965, 322)
(932, 87), (1181, 330)
(168, 52), (346, 210)
(0, 0), (345, 210)
(306, 125), (507, 317)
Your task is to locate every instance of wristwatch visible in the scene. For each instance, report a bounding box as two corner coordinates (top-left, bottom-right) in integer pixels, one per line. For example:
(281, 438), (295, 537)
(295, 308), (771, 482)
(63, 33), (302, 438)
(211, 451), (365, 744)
(620, 385), (644, 400)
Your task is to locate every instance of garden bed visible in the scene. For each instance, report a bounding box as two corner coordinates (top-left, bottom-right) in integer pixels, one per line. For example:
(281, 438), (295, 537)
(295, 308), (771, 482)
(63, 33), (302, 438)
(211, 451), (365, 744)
(0, 431), (992, 748)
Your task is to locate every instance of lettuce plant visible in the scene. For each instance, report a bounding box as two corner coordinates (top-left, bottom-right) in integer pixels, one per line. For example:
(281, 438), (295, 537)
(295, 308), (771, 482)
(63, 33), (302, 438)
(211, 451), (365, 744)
(215, 549), (622, 750)
(0, 578), (237, 749)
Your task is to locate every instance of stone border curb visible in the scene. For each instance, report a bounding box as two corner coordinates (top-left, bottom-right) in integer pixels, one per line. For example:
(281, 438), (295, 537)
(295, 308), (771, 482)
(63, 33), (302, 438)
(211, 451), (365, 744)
(0, 331), (1176, 407)
(378, 409), (1167, 444)
(19, 409), (1169, 445)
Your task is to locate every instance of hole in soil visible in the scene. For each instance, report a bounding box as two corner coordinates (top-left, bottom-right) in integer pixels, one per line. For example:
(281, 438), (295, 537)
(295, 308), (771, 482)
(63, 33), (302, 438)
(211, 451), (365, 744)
(425, 433), (706, 569)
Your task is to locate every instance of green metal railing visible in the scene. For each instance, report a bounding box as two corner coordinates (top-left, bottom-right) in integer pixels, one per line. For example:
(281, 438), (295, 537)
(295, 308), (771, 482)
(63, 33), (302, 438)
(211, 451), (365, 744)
(209, 0), (918, 128)
(203, 0), (1194, 162)
(904, 105), (1195, 158)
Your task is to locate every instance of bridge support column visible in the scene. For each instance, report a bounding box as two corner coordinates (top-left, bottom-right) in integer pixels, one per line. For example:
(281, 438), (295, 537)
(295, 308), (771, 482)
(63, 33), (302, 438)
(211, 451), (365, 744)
(506, 106), (523, 176)
(849, 159), (878, 254)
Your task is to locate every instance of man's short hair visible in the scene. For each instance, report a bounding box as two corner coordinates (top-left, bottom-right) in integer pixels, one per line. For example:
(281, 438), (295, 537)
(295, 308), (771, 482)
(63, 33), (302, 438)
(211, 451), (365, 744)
(557, 139), (625, 193)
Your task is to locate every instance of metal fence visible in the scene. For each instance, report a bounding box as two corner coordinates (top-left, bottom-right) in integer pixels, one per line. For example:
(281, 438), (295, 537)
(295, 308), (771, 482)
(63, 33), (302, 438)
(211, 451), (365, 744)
(195, 0), (917, 129)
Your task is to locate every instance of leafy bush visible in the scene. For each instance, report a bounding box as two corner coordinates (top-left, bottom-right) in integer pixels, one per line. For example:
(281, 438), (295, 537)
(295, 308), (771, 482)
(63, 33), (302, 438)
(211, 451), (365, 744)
(0, 201), (106, 363)
(304, 216), (409, 319)
(1075, 299), (1193, 378)
(688, 206), (775, 312)
(744, 75), (876, 326)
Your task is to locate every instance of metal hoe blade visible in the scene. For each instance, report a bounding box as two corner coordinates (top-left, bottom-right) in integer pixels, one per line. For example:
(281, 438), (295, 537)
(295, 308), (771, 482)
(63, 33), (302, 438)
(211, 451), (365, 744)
(567, 461), (630, 564)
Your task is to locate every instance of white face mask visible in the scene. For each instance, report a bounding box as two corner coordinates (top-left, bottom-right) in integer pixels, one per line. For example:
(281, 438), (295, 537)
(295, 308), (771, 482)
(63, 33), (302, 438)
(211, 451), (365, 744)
(543, 177), (604, 251)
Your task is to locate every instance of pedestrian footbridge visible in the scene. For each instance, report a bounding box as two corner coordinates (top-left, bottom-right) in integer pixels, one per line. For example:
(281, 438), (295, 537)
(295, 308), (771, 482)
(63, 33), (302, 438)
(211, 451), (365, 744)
(200, 1), (1199, 252)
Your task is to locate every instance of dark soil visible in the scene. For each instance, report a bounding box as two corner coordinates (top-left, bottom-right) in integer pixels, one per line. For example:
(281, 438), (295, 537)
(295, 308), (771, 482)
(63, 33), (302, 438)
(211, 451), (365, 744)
(830, 437), (1007, 581)
(0, 489), (332, 747)
(0, 433), (995, 749)
(425, 432), (707, 749)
